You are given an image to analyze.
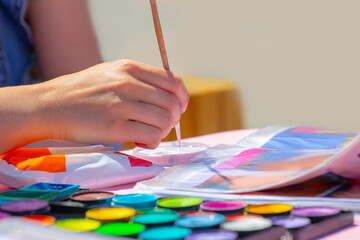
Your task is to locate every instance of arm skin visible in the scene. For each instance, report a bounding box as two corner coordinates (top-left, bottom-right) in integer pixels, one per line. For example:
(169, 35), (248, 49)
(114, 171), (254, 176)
(27, 0), (102, 80)
(0, 60), (189, 155)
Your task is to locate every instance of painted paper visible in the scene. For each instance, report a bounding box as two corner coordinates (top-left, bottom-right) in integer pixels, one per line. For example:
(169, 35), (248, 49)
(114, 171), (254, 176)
(137, 125), (360, 193)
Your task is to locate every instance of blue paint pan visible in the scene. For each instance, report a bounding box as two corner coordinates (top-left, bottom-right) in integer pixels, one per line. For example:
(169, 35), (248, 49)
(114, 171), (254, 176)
(112, 193), (159, 209)
(21, 182), (80, 199)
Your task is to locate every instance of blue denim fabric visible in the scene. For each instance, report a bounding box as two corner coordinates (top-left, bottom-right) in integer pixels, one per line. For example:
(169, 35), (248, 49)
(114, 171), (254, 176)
(0, 0), (35, 87)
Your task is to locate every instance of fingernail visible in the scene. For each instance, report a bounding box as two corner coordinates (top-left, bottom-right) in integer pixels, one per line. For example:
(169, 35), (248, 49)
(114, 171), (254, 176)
(181, 104), (188, 113)
(135, 143), (147, 148)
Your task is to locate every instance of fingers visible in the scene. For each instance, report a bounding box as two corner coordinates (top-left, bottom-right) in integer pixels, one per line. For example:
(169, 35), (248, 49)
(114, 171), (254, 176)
(121, 79), (181, 127)
(125, 121), (162, 149)
(116, 59), (189, 113)
(139, 87), (181, 126)
(123, 99), (173, 138)
(113, 60), (188, 148)
(135, 142), (157, 149)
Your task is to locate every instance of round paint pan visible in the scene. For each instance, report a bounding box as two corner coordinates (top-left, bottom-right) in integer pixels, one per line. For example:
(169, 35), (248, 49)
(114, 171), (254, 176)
(54, 218), (101, 232)
(185, 230), (238, 240)
(133, 212), (179, 227)
(85, 207), (136, 223)
(0, 212), (10, 220)
(22, 215), (56, 226)
(96, 222), (145, 238)
(247, 203), (293, 217)
(139, 226), (191, 240)
(182, 211), (218, 217)
(270, 216), (311, 230)
(200, 201), (247, 215)
(133, 142), (208, 166)
(220, 218), (272, 237)
(290, 206), (341, 223)
(157, 197), (203, 212)
(112, 193), (158, 209)
(0, 200), (50, 216)
(137, 207), (175, 215)
(70, 191), (114, 205)
(175, 212), (225, 230)
(225, 214), (263, 221)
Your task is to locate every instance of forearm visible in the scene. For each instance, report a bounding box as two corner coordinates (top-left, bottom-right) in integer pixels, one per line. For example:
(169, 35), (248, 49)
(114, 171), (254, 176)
(0, 85), (50, 155)
(28, 0), (102, 80)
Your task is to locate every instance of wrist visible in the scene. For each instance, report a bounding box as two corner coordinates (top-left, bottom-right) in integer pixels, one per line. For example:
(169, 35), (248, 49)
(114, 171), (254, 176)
(0, 84), (52, 154)
(29, 83), (55, 139)
(33, 78), (65, 141)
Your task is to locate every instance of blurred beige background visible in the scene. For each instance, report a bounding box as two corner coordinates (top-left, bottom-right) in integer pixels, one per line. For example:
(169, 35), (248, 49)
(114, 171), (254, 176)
(88, 0), (360, 131)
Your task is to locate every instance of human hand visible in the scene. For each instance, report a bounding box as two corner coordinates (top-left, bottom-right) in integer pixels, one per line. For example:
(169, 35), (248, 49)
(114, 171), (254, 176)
(37, 59), (189, 149)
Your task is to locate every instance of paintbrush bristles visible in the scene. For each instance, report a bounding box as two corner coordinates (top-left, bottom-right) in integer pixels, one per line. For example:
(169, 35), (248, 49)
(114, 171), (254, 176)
(150, 0), (170, 70)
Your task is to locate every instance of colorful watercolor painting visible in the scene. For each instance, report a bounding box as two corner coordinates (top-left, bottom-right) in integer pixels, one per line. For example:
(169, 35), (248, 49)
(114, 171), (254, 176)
(140, 125), (360, 193)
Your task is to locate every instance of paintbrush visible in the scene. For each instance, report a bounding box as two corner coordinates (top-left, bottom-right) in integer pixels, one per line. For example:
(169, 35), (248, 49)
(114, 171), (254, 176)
(149, 0), (182, 148)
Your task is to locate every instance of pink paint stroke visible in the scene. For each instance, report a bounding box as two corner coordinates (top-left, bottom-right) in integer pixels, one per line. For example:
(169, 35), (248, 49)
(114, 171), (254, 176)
(215, 148), (268, 170)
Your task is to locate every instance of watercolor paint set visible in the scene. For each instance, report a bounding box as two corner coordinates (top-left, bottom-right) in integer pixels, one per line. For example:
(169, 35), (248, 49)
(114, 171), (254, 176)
(0, 182), (355, 239)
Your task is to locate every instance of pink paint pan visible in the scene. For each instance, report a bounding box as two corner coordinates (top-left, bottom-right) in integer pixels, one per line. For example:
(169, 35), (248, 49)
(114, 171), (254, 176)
(200, 201), (247, 215)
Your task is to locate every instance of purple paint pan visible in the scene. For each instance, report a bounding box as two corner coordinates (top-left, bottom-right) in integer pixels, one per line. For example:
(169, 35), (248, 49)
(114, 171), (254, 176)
(200, 201), (247, 214)
(291, 207), (340, 217)
(0, 200), (49, 216)
(291, 207), (341, 223)
(270, 216), (311, 230)
(185, 230), (238, 240)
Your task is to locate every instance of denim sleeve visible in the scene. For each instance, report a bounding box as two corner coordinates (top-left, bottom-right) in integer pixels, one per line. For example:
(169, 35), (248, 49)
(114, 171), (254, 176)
(0, 0), (35, 86)
(0, 0), (33, 45)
